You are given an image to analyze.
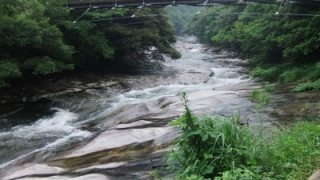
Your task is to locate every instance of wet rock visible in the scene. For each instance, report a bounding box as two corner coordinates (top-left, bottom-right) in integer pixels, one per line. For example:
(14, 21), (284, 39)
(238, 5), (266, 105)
(69, 80), (82, 86)
(309, 171), (320, 180)
(31, 90), (74, 101)
(240, 75), (250, 80)
(209, 72), (214, 77)
(49, 127), (176, 168)
(99, 103), (151, 128)
(86, 82), (99, 88)
(2, 164), (66, 180)
(211, 48), (221, 52)
(112, 120), (153, 130)
(100, 81), (119, 87)
(75, 162), (126, 173)
(85, 89), (101, 96)
(68, 88), (84, 93)
(18, 174), (109, 180)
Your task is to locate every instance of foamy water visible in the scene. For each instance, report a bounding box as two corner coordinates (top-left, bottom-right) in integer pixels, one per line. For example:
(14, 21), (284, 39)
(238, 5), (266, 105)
(0, 37), (251, 170)
(0, 108), (92, 169)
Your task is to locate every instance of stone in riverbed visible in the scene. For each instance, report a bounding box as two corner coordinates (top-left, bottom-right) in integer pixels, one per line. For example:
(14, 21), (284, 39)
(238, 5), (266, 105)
(85, 89), (102, 96)
(309, 171), (320, 180)
(49, 127), (177, 168)
(100, 81), (119, 87)
(17, 174), (109, 180)
(111, 120), (153, 130)
(86, 82), (99, 88)
(2, 164), (66, 180)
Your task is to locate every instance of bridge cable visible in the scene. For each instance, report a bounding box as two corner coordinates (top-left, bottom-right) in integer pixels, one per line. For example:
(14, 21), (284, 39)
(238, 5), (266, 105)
(131, 0), (146, 17)
(72, 5), (91, 23)
(197, 0), (208, 14)
(82, 11), (320, 24)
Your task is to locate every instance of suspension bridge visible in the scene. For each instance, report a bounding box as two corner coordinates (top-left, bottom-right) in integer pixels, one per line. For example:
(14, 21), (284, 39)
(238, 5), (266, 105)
(66, 0), (320, 9)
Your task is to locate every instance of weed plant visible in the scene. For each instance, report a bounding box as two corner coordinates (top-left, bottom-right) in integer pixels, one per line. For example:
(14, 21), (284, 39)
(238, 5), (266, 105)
(263, 84), (274, 92)
(250, 89), (271, 109)
(167, 92), (320, 180)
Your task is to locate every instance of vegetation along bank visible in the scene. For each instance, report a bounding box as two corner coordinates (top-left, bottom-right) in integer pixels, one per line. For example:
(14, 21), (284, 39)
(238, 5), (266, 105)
(186, 3), (320, 91)
(0, 0), (181, 88)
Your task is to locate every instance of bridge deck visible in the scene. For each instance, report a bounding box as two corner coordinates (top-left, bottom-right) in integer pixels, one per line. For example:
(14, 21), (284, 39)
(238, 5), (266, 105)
(66, 0), (320, 9)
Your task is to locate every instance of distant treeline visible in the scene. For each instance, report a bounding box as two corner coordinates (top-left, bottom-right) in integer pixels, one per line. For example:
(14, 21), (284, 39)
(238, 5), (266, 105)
(186, 4), (320, 91)
(166, 6), (201, 35)
(0, 0), (181, 87)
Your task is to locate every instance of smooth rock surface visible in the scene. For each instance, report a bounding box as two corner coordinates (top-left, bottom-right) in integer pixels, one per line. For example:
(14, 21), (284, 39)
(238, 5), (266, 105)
(18, 174), (109, 180)
(2, 164), (66, 180)
(309, 171), (320, 180)
(55, 127), (173, 159)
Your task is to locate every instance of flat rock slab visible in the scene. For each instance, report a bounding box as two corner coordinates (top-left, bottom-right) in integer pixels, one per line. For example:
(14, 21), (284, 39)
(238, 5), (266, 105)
(2, 164), (66, 180)
(111, 120), (153, 130)
(309, 171), (320, 180)
(17, 174), (109, 180)
(55, 127), (173, 159)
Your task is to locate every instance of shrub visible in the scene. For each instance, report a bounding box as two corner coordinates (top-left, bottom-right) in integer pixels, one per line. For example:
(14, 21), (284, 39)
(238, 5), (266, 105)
(250, 67), (278, 81)
(167, 93), (320, 180)
(293, 79), (320, 92)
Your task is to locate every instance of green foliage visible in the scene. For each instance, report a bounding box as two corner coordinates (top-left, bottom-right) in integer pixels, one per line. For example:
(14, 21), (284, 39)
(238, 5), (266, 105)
(187, 4), (320, 86)
(0, 60), (21, 87)
(0, 0), (73, 86)
(168, 93), (320, 180)
(263, 84), (274, 92)
(293, 79), (320, 92)
(0, 1), (180, 86)
(251, 89), (271, 109)
(250, 67), (278, 81)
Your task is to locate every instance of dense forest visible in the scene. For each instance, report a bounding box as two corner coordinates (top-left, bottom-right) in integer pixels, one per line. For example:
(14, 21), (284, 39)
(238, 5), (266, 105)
(0, 0), (181, 87)
(187, 3), (320, 91)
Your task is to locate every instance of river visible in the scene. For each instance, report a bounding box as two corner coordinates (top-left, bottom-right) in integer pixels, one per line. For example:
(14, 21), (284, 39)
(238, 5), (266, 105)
(0, 36), (280, 180)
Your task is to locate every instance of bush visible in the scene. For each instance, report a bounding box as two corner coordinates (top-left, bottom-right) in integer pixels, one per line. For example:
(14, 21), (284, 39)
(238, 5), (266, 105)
(167, 93), (320, 179)
(293, 79), (320, 92)
(250, 67), (278, 81)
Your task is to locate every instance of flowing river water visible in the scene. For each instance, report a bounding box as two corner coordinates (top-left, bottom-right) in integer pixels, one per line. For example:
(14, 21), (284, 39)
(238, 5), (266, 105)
(0, 36), (317, 180)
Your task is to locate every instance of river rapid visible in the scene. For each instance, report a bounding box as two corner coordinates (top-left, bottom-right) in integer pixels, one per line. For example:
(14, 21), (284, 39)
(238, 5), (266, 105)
(0, 36), (272, 180)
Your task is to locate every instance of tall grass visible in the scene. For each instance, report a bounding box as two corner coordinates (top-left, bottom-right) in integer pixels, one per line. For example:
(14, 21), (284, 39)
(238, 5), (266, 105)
(167, 93), (320, 180)
(251, 87), (271, 109)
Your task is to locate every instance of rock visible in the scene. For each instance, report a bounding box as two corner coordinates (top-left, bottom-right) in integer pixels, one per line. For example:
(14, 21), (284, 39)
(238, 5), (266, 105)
(75, 162), (126, 173)
(240, 75), (250, 80)
(309, 171), (320, 180)
(86, 83), (99, 88)
(31, 90), (74, 101)
(49, 127), (176, 168)
(187, 70), (202, 74)
(18, 174), (109, 180)
(210, 48), (221, 52)
(99, 103), (152, 128)
(85, 89), (101, 96)
(209, 72), (214, 77)
(39, 90), (46, 93)
(68, 88), (84, 93)
(100, 81), (119, 87)
(111, 120), (153, 130)
(69, 80), (82, 86)
(2, 164), (66, 180)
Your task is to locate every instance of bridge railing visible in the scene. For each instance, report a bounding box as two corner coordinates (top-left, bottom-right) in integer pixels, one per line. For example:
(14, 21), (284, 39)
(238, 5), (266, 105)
(66, 0), (320, 9)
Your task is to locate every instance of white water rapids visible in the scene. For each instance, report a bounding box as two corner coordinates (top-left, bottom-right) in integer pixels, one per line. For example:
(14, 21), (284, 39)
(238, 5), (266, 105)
(0, 36), (251, 172)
